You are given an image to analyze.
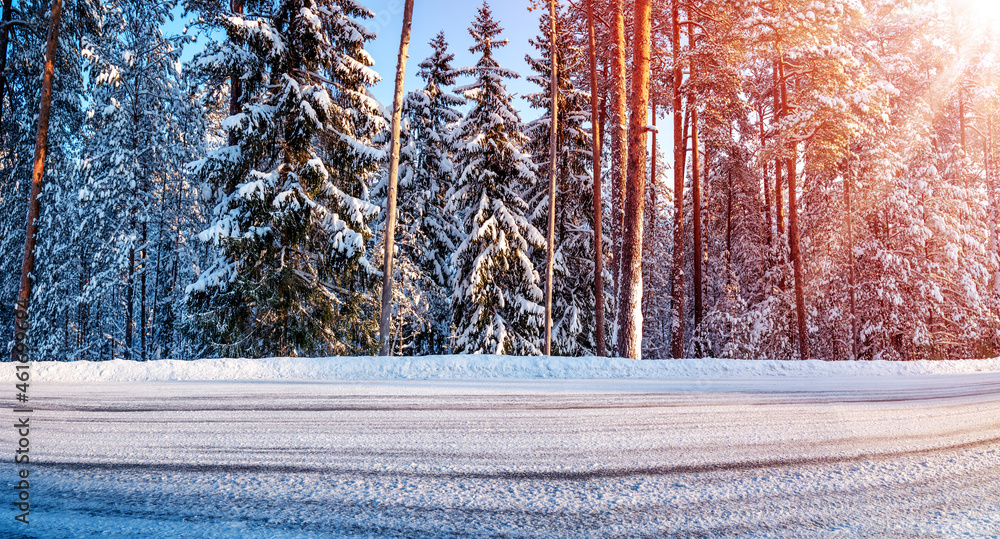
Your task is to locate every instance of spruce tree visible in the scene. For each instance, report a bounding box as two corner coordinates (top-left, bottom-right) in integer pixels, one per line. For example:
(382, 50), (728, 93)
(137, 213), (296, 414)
(450, 3), (545, 355)
(186, 0), (385, 357)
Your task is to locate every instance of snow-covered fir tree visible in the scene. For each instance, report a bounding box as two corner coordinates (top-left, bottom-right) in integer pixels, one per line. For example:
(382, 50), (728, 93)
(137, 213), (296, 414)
(449, 3), (546, 355)
(372, 31), (464, 355)
(185, 0), (385, 357)
(524, 7), (608, 356)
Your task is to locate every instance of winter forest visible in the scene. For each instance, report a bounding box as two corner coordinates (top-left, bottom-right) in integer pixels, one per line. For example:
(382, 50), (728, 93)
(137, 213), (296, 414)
(3, 0), (1000, 363)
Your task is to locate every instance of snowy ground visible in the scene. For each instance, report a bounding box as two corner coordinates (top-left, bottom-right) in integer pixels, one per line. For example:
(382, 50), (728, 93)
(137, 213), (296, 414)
(4, 356), (1000, 538)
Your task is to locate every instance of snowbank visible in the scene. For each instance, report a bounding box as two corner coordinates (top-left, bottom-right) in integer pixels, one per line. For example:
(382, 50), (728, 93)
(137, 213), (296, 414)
(27, 355), (1000, 383)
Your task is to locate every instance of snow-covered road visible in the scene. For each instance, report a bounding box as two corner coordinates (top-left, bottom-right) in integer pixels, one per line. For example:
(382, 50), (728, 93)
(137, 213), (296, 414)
(4, 360), (1000, 537)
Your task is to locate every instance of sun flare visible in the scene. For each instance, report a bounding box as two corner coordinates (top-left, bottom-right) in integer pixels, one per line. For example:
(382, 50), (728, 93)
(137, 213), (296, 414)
(954, 0), (1000, 30)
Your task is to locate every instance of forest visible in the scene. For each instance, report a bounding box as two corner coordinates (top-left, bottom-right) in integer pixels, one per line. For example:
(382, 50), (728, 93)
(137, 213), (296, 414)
(2, 0), (999, 362)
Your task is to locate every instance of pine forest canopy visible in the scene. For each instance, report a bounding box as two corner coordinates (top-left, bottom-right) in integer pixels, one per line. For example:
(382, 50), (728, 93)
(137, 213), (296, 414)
(3, 0), (1000, 362)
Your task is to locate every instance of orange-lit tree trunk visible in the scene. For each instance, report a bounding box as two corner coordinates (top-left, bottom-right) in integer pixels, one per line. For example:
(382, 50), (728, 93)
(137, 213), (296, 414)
(846, 156), (859, 361)
(773, 61), (784, 241)
(610, 0), (628, 351)
(586, 0), (606, 356)
(692, 106), (703, 333)
(779, 53), (810, 361)
(669, 0), (685, 359)
(760, 105), (772, 246)
(617, 0), (652, 360)
(11, 0), (62, 364)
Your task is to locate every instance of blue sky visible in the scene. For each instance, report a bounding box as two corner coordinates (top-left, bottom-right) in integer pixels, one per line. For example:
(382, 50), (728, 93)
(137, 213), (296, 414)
(170, 0), (543, 120)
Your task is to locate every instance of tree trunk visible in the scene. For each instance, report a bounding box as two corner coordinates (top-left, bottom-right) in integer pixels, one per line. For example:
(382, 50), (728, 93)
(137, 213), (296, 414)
(543, 0), (559, 356)
(669, 0), (685, 359)
(846, 157), (859, 361)
(610, 0), (629, 352)
(780, 58), (809, 360)
(692, 107), (703, 332)
(11, 0), (62, 364)
(773, 61), (784, 240)
(586, 0), (606, 357)
(140, 221), (148, 361)
(125, 245), (135, 360)
(616, 0), (652, 360)
(228, 0), (244, 149)
(760, 106), (772, 246)
(378, 0), (415, 356)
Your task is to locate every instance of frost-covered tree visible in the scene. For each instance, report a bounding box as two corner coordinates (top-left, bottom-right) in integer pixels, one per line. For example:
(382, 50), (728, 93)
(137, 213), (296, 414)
(525, 7), (607, 356)
(186, 0), (385, 357)
(449, 3), (545, 355)
(24, 1), (207, 362)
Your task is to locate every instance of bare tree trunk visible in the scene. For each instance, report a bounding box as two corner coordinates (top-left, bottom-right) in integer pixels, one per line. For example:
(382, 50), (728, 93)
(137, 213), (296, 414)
(846, 156), (858, 361)
(378, 0), (415, 356)
(692, 107), (703, 333)
(11, 0), (62, 364)
(125, 245), (134, 360)
(543, 0), (559, 356)
(586, 0), (606, 356)
(779, 58), (809, 360)
(669, 0), (685, 359)
(760, 106), (772, 246)
(617, 0), (652, 360)
(773, 61), (784, 240)
(610, 0), (628, 352)
(228, 0), (244, 149)
(140, 221), (148, 361)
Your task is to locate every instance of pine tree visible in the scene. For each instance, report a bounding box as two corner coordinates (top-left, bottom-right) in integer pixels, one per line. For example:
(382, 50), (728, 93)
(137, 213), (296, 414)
(186, 0), (385, 357)
(449, 3), (545, 355)
(525, 7), (607, 356)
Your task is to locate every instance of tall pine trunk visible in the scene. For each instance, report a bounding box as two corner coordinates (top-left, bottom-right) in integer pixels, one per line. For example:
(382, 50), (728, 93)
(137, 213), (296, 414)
(126, 246), (134, 360)
(140, 221), (148, 361)
(543, 0), (559, 356)
(692, 106), (703, 334)
(586, 0), (606, 356)
(779, 55), (810, 360)
(760, 106), (772, 246)
(610, 0), (628, 351)
(617, 0), (652, 360)
(669, 0), (685, 359)
(378, 0), (415, 356)
(773, 62), (784, 240)
(846, 156), (859, 361)
(11, 0), (62, 364)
